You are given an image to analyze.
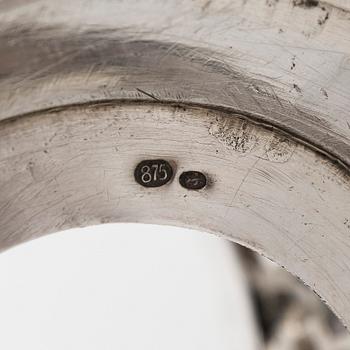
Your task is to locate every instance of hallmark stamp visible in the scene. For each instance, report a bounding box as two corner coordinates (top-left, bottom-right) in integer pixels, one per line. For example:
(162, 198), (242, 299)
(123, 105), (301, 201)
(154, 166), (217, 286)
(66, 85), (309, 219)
(134, 159), (173, 187)
(179, 171), (207, 190)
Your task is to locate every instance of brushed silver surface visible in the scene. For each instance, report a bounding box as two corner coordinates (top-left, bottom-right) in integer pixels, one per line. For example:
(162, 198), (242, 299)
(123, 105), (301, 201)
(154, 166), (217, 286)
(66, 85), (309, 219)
(1, 103), (350, 327)
(0, 0), (350, 330)
(0, 0), (350, 166)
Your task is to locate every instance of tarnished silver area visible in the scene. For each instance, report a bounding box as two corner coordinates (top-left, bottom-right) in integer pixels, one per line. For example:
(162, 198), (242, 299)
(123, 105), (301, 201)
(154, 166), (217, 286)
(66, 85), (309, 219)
(0, 0), (350, 332)
(239, 246), (350, 350)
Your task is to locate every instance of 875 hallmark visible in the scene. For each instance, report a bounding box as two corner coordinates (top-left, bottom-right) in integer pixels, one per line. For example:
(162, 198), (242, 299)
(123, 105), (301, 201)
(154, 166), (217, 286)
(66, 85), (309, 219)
(134, 159), (173, 188)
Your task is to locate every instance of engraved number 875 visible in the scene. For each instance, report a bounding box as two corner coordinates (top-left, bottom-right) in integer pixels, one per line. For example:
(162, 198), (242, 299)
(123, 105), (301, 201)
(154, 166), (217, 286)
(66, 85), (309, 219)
(141, 164), (168, 184)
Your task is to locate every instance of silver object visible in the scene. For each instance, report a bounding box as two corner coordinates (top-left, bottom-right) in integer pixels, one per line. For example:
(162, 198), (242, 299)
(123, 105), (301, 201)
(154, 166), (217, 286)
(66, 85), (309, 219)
(0, 0), (350, 332)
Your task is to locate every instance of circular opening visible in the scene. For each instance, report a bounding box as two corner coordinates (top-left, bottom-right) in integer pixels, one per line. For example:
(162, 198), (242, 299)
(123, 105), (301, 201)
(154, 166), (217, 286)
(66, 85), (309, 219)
(0, 224), (260, 350)
(0, 224), (348, 349)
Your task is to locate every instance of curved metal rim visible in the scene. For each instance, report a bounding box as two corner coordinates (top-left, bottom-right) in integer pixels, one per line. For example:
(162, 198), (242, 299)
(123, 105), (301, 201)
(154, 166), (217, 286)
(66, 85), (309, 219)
(1, 101), (349, 328)
(1, 0), (350, 331)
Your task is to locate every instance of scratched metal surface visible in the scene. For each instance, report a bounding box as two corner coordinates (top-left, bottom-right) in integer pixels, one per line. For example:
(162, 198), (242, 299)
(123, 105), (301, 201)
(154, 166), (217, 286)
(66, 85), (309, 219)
(0, 0), (350, 329)
(0, 0), (350, 167)
(1, 103), (350, 327)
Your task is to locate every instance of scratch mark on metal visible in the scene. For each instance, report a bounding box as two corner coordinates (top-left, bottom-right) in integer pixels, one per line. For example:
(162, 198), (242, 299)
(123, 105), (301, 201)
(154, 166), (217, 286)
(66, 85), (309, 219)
(225, 158), (260, 218)
(136, 88), (161, 102)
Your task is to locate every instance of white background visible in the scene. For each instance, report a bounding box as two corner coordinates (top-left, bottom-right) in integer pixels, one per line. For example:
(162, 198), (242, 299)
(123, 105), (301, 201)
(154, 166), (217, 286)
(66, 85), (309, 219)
(0, 224), (261, 349)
